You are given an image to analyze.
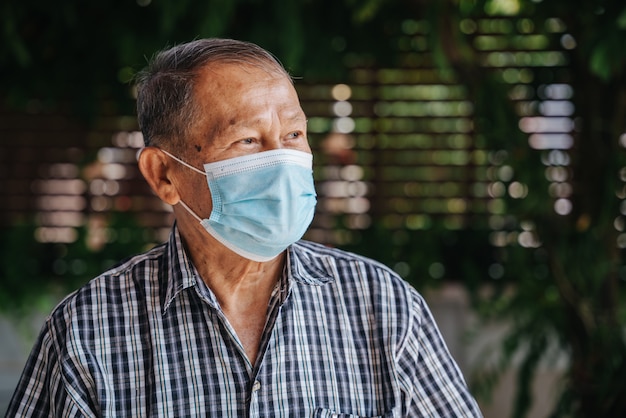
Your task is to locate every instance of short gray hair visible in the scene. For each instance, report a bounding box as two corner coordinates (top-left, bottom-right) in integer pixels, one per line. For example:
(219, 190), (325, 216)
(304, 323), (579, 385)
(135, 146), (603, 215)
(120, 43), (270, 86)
(135, 38), (291, 149)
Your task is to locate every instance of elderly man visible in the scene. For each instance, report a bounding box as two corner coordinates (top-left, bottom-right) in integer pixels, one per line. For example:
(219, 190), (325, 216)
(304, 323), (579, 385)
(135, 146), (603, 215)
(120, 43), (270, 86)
(7, 38), (482, 417)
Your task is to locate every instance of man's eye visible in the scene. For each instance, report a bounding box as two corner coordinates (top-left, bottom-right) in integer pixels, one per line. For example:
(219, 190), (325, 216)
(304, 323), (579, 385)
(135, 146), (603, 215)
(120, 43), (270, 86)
(240, 138), (254, 144)
(287, 131), (303, 139)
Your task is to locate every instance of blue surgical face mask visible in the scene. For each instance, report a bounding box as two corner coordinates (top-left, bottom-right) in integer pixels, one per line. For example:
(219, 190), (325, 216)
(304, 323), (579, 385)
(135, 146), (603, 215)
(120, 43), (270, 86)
(161, 148), (317, 262)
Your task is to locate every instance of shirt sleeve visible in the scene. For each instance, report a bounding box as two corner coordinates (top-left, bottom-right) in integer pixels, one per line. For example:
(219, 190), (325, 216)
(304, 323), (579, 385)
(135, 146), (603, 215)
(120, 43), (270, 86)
(396, 290), (483, 417)
(5, 317), (94, 417)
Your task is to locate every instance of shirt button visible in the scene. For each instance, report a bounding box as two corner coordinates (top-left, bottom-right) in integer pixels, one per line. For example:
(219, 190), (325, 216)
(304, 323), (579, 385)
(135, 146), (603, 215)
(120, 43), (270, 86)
(252, 380), (261, 392)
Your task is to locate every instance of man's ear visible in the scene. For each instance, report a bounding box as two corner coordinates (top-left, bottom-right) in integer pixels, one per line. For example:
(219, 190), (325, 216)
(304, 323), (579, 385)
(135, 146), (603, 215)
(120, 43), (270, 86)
(137, 147), (180, 206)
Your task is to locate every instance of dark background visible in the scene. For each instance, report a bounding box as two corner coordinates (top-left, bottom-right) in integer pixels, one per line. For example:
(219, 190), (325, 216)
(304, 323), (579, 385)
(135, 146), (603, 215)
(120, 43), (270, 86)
(2, 1), (626, 416)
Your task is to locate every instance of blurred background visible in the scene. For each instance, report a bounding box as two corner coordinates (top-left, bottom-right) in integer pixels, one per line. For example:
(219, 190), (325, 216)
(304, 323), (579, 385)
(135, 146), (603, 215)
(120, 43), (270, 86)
(1, 0), (626, 416)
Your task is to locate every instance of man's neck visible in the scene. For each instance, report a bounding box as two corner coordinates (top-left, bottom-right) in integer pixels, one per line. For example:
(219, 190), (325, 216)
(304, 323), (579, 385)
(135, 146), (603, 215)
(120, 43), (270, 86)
(178, 218), (285, 363)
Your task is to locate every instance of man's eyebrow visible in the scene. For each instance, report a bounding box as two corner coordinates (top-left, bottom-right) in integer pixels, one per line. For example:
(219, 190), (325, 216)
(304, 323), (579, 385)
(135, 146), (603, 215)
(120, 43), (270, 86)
(229, 112), (307, 128)
(285, 113), (307, 123)
(209, 110), (307, 140)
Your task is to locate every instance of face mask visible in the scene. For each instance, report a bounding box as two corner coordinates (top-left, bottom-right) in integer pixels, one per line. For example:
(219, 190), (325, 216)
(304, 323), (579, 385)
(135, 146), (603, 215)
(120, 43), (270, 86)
(161, 148), (317, 262)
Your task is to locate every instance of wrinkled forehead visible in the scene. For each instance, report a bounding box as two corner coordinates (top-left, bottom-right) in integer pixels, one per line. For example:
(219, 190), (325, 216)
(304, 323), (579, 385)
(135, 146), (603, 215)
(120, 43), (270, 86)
(193, 62), (298, 108)
(185, 63), (303, 140)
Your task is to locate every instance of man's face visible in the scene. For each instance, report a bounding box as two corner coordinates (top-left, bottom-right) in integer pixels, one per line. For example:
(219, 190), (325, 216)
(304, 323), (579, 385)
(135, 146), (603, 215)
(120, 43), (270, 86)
(173, 62), (311, 218)
(187, 62), (310, 163)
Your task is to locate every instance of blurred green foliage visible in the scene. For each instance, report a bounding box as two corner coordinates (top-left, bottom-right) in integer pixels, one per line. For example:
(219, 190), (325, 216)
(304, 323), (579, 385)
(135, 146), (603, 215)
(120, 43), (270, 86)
(0, 214), (154, 315)
(421, 1), (626, 416)
(0, 0), (415, 117)
(2, 0), (626, 416)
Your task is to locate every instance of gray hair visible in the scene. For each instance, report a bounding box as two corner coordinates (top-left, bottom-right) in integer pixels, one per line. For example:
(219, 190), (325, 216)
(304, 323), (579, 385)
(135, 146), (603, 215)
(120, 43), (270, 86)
(135, 38), (291, 149)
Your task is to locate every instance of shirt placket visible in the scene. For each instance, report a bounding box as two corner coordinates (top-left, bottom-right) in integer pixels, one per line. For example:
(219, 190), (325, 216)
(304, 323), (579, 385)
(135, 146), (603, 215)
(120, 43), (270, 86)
(248, 379), (262, 418)
(247, 278), (289, 417)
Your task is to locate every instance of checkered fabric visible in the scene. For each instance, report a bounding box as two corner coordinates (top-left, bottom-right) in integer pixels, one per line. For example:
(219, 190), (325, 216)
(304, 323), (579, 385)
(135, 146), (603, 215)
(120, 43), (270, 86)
(6, 226), (482, 417)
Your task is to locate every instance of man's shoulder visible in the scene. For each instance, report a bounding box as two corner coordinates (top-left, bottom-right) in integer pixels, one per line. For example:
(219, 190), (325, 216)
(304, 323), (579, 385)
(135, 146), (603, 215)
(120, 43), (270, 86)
(50, 242), (168, 320)
(292, 240), (425, 342)
(293, 239), (419, 298)
(294, 239), (403, 277)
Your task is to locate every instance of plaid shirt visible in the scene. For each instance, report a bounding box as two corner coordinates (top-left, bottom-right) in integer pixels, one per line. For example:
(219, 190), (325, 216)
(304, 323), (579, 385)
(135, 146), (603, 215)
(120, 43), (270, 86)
(7, 226), (482, 417)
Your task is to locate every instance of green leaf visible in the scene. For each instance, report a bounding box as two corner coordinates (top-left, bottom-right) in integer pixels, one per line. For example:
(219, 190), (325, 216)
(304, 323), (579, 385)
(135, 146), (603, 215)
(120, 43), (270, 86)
(618, 7), (626, 29)
(590, 42), (612, 81)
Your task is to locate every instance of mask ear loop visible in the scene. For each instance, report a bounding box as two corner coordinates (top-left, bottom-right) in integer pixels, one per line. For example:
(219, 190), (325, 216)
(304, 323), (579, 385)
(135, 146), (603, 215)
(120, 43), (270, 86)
(159, 148), (206, 176)
(157, 148), (207, 223)
(177, 200), (204, 223)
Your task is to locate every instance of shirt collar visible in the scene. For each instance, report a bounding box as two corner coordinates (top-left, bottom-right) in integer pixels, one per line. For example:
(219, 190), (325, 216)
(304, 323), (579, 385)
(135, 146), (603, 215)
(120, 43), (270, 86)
(162, 224), (199, 314)
(161, 225), (335, 314)
(286, 242), (335, 286)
